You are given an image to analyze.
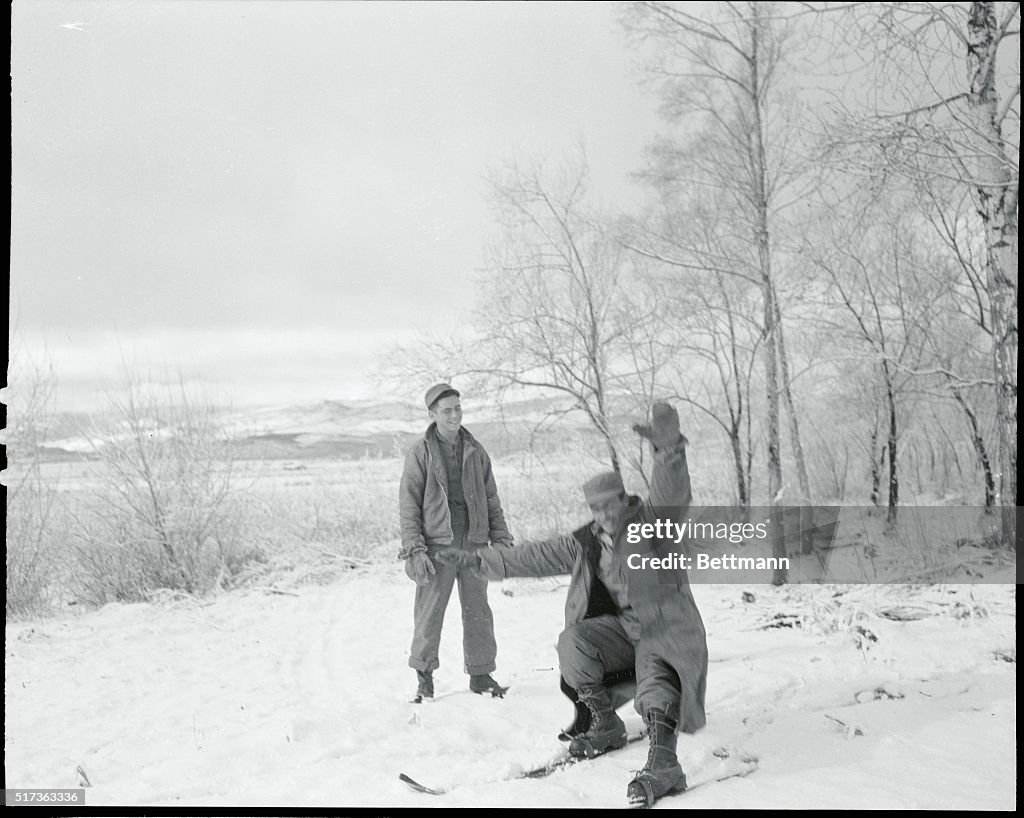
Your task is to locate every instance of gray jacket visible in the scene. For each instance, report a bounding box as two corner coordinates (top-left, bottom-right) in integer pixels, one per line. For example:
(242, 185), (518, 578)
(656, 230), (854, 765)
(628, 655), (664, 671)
(398, 424), (513, 559)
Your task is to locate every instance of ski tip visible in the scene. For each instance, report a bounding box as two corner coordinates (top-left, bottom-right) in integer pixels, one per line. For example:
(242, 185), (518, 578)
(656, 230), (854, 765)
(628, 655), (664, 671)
(399, 772), (443, 795)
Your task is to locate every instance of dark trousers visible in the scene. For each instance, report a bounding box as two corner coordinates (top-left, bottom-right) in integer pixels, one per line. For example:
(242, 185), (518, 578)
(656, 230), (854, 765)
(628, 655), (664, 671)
(557, 614), (683, 721)
(408, 535), (497, 675)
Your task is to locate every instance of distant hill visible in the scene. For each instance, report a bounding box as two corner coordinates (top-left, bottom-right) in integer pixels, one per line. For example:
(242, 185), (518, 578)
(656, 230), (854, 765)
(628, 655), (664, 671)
(26, 395), (619, 463)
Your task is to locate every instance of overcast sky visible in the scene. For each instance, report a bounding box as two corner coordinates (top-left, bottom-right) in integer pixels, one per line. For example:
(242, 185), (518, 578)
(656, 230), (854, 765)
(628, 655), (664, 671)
(10, 0), (662, 410)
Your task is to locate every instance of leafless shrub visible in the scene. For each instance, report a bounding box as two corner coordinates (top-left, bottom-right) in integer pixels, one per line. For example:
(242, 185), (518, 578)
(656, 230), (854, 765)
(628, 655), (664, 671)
(4, 351), (64, 619)
(67, 369), (254, 605)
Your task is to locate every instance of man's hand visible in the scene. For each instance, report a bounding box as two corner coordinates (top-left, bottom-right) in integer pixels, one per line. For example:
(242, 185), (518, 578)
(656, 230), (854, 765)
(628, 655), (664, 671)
(405, 550), (437, 585)
(632, 401), (684, 450)
(433, 547), (483, 572)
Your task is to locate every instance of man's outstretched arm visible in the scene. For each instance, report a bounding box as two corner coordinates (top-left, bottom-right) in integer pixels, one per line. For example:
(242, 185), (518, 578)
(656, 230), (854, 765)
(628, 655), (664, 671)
(436, 533), (579, 579)
(634, 402), (692, 521)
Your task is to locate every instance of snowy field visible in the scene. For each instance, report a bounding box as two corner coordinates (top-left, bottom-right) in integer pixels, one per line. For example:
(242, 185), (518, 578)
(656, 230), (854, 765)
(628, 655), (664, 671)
(5, 563), (1015, 810)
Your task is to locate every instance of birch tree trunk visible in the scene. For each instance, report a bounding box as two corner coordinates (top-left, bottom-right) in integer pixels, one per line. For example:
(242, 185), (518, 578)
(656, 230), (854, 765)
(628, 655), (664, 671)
(773, 291), (812, 502)
(966, 2), (1018, 544)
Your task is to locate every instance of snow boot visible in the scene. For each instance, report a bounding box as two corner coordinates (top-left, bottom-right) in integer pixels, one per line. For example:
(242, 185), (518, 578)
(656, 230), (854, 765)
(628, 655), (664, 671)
(567, 685), (628, 759)
(558, 698), (592, 742)
(626, 709), (687, 807)
(469, 674), (508, 698)
(411, 669), (434, 703)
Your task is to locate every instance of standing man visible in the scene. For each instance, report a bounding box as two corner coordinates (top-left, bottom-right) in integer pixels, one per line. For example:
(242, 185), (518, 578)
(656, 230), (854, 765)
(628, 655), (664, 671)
(436, 402), (706, 808)
(398, 383), (513, 703)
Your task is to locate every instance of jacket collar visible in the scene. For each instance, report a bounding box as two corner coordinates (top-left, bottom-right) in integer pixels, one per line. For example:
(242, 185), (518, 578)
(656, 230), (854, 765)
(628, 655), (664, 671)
(424, 422), (477, 453)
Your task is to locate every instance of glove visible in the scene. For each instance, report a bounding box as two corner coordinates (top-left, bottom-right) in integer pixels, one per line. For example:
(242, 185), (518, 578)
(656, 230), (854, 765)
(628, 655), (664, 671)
(632, 402), (683, 450)
(405, 551), (437, 586)
(433, 547), (482, 572)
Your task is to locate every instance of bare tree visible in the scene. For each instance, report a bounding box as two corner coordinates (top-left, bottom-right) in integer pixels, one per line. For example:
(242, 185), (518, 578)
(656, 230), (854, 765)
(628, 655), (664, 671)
(806, 185), (951, 525)
(622, 0), (834, 581)
(947, 379), (997, 506)
(964, 3), (1017, 537)
(474, 156), (655, 472)
(820, 0), (1018, 543)
(623, 200), (762, 508)
(674, 269), (762, 509)
(916, 179), (1000, 507)
(377, 330), (491, 401)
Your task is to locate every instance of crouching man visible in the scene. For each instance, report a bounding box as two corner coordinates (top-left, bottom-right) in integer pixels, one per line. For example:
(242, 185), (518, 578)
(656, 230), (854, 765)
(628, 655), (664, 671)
(436, 402), (708, 808)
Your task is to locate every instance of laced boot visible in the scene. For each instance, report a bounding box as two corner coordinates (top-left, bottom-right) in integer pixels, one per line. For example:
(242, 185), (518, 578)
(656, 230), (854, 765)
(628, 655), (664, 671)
(626, 709), (687, 807)
(411, 669), (434, 704)
(567, 685), (628, 759)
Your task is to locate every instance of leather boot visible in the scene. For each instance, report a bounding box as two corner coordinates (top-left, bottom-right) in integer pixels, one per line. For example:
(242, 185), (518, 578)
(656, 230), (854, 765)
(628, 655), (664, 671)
(412, 669), (434, 703)
(469, 674), (508, 697)
(626, 709), (687, 807)
(567, 685), (628, 759)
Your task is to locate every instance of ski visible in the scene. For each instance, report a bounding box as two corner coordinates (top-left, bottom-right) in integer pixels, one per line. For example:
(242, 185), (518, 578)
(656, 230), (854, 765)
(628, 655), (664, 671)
(523, 731), (646, 779)
(399, 732), (645, 795)
(399, 742), (758, 799)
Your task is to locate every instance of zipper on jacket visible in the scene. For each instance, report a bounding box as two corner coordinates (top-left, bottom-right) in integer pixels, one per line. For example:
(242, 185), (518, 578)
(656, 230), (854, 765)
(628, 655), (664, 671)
(428, 449), (455, 542)
(461, 439), (472, 504)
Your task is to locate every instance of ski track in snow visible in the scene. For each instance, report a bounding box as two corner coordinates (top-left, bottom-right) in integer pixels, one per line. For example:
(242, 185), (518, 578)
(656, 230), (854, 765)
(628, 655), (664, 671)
(4, 569), (1016, 809)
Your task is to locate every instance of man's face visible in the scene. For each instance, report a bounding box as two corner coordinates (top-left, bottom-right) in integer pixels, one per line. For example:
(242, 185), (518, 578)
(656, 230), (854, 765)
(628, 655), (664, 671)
(590, 493), (628, 536)
(429, 395), (463, 439)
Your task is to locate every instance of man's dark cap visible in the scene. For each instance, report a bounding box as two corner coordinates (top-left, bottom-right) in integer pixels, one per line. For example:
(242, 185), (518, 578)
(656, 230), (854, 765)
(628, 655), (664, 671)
(425, 382), (460, 410)
(583, 471), (625, 504)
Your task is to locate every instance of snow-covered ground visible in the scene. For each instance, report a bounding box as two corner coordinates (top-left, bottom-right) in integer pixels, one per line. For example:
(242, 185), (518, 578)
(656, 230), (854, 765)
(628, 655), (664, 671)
(4, 565), (1015, 810)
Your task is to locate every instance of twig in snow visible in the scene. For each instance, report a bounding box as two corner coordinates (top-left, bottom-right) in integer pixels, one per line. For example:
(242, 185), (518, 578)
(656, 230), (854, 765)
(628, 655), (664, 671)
(824, 714), (864, 737)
